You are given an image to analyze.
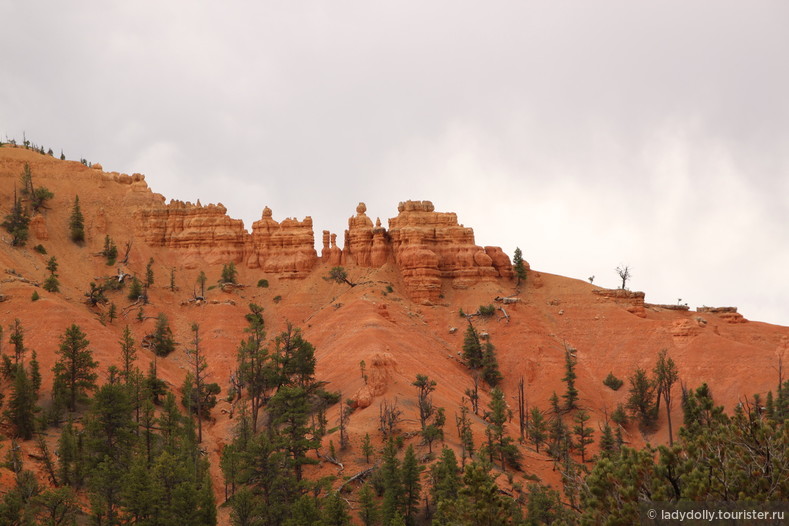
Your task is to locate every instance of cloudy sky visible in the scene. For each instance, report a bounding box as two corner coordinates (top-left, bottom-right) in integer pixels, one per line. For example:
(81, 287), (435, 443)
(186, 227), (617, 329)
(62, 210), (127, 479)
(2, 1), (787, 326)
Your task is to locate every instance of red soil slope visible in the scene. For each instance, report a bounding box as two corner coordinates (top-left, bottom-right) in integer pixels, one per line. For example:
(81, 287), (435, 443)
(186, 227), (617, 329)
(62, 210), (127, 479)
(1, 146), (786, 523)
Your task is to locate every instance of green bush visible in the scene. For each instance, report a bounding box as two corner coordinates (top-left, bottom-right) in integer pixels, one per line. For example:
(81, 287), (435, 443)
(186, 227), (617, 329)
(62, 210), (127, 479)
(31, 290), (40, 301)
(257, 279), (269, 288)
(273, 295), (282, 304)
(33, 244), (47, 254)
(603, 372), (624, 391)
(478, 304), (496, 316)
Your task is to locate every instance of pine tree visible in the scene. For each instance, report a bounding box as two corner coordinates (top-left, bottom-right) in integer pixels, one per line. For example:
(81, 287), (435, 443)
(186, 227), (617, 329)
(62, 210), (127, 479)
(654, 348), (679, 445)
(380, 438), (403, 525)
(598, 421), (617, 457)
(627, 368), (656, 429)
(220, 261), (238, 284)
(2, 190), (30, 246)
(43, 256), (60, 292)
(9, 318), (26, 367)
(128, 276), (143, 301)
(357, 483), (379, 526)
(572, 409), (594, 463)
(362, 432), (374, 464)
(119, 325), (136, 380)
(52, 324), (98, 412)
(151, 313), (176, 356)
(430, 447), (461, 512)
(485, 387), (521, 472)
(513, 247), (527, 286)
(561, 348), (579, 411)
(481, 341), (503, 387)
(401, 445), (423, 525)
(455, 403), (474, 467)
(321, 492), (351, 525)
(528, 406), (547, 453)
(237, 303), (272, 432)
(29, 351), (41, 394)
(5, 364), (38, 440)
(268, 385), (318, 481)
(102, 235), (118, 265)
(69, 195), (84, 243)
(145, 257), (155, 287)
(184, 322), (215, 443)
(461, 322), (483, 369)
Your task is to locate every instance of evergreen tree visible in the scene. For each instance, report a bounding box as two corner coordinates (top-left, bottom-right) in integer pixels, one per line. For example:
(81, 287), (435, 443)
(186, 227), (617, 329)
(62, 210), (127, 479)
(528, 406), (547, 453)
(53, 324), (98, 412)
(455, 403), (474, 468)
(380, 438), (403, 525)
(561, 348), (579, 411)
(430, 447), (461, 512)
(357, 483), (379, 526)
(119, 325), (136, 380)
(401, 445), (423, 525)
(184, 322), (218, 443)
(484, 387), (521, 472)
(481, 341), (503, 387)
(57, 418), (85, 487)
(461, 322), (483, 370)
(151, 313), (176, 356)
(220, 261), (238, 284)
(362, 432), (374, 464)
(268, 384), (319, 481)
(572, 409), (594, 463)
(5, 364), (38, 440)
(84, 380), (135, 524)
(435, 462), (514, 526)
(513, 247), (527, 286)
(237, 303), (272, 432)
(69, 195), (85, 243)
(102, 235), (118, 265)
(654, 348), (679, 445)
(627, 368), (657, 429)
(598, 421), (617, 457)
(9, 318), (26, 367)
(29, 350), (41, 394)
(2, 190), (30, 246)
(275, 324), (317, 389)
(127, 276), (143, 301)
(145, 257), (155, 287)
(321, 492), (351, 526)
(197, 270), (207, 298)
(43, 256), (60, 292)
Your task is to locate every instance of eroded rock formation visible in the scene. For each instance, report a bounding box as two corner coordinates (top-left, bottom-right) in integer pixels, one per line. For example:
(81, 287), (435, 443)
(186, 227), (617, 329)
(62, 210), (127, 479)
(136, 198), (513, 300)
(247, 207), (317, 278)
(134, 201), (247, 268)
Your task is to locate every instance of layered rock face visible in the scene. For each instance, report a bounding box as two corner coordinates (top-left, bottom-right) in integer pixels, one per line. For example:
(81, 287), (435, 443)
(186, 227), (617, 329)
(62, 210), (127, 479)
(387, 200), (512, 303)
(136, 198), (513, 300)
(247, 207), (317, 278)
(134, 201), (247, 268)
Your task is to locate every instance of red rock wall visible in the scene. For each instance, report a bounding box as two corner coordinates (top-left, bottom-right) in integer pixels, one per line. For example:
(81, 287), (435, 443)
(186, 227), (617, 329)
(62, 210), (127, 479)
(134, 201), (247, 268)
(136, 199), (512, 299)
(247, 207), (317, 278)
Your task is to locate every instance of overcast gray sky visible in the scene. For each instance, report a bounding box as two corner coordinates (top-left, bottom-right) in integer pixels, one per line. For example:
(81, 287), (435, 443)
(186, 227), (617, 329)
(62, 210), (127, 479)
(2, 1), (788, 326)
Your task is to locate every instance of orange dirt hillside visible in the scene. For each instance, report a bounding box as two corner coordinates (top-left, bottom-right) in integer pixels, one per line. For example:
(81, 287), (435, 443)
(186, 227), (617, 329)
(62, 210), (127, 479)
(1, 145), (787, 524)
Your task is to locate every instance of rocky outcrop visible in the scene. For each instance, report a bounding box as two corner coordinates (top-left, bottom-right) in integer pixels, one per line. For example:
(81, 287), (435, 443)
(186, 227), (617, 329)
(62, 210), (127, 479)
(344, 202), (375, 267)
(135, 198), (513, 297)
(592, 288), (647, 318)
(696, 306), (746, 323)
(321, 230), (342, 266)
(135, 201), (247, 268)
(387, 200), (508, 303)
(29, 214), (48, 240)
(247, 207), (317, 278)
